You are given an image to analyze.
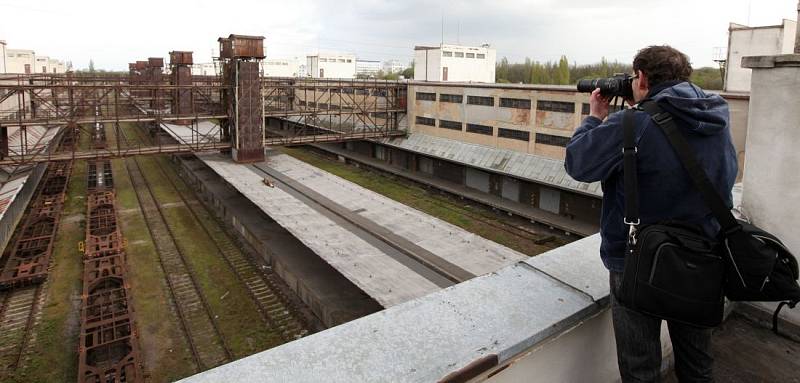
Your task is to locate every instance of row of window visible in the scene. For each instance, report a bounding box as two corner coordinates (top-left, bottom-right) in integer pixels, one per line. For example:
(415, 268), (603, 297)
(319, 58), (353, 63)
(580, 103), (623, 115)
(416, 92), (582, 112)
(442, 51), (487, 59)
(414, 116), (571, 146)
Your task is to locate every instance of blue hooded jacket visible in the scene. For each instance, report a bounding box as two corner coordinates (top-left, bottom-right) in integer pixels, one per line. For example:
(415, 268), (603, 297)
(565, 81), (738, 272)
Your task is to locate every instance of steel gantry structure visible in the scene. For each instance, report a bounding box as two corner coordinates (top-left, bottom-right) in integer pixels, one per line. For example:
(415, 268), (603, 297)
(0, 35), (407, 167)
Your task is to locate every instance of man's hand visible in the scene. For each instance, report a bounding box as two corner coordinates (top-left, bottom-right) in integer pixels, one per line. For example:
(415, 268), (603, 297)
(589, 88), (611, 120)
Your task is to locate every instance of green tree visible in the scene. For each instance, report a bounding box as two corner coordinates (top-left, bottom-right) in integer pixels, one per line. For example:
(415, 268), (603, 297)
(557, 55), (570, 85)
(401, 62), (414, 79)
(88, 59), (95, 73)
(496, 57), (510, 82)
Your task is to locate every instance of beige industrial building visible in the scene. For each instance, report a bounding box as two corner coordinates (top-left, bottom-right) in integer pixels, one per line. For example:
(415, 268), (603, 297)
(724, 19), (797, 92)
(406, 82), (749, 165)
(413, 43), (496, 83)
(1, 43), (67, 74)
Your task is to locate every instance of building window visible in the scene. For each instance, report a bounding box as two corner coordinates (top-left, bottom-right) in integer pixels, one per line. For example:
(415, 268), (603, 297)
(347, 59), (352, 63)
(466, 123), (493, 135)
(467, 95), (494, 106)
(498, 128), (530, 141)
(338, 59), (346, 63)
(443, 51), (453, 57)
(537, 100), (575, 113)
(416, 92), (436, 101)
(477, 54), (486, 59)
(416, 116), (436, 126)
(535, 133), (571, 147)
(581, 103), (623, 115)
(455, 52), (464, 58)
(320, 58), (328, 62)
(439, 94), (463, 103)
(500, 98), (531, 109)
(439, 120), (463, 130)
(466, 53), (475, 58)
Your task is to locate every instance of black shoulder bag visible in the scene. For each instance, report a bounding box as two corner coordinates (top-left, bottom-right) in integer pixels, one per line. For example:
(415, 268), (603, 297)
(618, 106), (726, 328)
(641, 102), (800, 332)
(620, 102), (800, 331)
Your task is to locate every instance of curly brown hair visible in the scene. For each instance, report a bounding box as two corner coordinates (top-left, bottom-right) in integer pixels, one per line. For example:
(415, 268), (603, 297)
(633, 45), (693, 88)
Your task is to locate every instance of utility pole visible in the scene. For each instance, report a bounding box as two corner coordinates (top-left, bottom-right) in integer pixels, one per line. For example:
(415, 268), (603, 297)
(795, 0), (800, 54)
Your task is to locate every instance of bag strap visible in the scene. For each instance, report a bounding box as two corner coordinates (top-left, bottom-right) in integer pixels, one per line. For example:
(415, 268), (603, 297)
(638, 101), (740, 233)
(622, 109), (639, 227)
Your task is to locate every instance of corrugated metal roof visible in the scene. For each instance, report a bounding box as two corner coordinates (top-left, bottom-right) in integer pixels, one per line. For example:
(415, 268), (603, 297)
(376, 133), (602, 197)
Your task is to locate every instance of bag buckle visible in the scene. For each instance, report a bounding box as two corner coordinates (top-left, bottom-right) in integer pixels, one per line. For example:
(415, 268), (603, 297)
(625, 218), (640, 246)
(652, 112), (672, 125)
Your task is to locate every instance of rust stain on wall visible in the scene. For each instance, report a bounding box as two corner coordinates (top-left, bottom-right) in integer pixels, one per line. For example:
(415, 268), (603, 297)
(511, 108), (530, 125)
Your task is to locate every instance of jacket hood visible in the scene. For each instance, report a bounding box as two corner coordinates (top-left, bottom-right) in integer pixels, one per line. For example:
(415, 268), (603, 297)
(648, 82), (730, 136)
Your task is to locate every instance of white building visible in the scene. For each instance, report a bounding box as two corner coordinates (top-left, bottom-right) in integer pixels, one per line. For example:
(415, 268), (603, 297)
(724, 19), (797, 92)
(413, 43), (496, 83)
(383, 59), (408, 74)
(0, 40), (6, 74)
(6, 49), (35, 74)
(306, 53), (356, 79)
(298, 64), (307, 78)
(34, 55), (50, 74)
(261, 58), (300, 77)
(355, 59), (381, 77)
(191, 63), (217, 76)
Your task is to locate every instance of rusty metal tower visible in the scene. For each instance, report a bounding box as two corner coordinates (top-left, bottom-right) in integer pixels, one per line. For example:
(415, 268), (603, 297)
(169, 51), (194, 124)
(218, 34), (266, 163)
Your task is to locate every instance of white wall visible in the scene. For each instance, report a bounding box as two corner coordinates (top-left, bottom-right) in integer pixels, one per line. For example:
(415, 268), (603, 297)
(725, 20), (797, 92)
(34, 55), (48, 74)
(262, 58), (299, 77)
(307, 54), (356, 79)
(741, 56), (800, 256)
(414, 44), (495, 83)
(414, 48), (442, 81)
(6, 49), (35, 74)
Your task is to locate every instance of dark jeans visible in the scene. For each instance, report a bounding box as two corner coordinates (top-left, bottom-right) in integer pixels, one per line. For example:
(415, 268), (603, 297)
(610, 272), (714, 382)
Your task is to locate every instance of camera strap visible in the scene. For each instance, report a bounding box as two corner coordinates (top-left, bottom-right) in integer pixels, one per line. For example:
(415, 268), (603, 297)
(622, 109), (639, 244)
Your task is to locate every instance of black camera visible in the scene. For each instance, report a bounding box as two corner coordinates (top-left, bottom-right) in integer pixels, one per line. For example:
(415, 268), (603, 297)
(576, 73), (633, 99)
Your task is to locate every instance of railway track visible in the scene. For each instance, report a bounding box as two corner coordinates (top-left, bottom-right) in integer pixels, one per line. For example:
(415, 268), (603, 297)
(0, 284), (43, 374)
(125, 155), (232, 370)
(128, 125), (311, 343)
(295, 148), (559, 249)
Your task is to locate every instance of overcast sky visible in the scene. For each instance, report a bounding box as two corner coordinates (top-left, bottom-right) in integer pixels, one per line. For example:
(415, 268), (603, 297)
(0, 0), (796, 70)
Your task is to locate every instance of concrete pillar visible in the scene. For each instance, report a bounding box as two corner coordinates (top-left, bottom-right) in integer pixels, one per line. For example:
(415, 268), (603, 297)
(741, 53), (800, 254)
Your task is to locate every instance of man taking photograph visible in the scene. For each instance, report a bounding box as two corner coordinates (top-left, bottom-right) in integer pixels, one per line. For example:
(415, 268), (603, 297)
(565, 46), (738, 381)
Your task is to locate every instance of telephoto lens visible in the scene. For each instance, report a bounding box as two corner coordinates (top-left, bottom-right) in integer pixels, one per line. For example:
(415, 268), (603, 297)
(576, 74), (633, 98)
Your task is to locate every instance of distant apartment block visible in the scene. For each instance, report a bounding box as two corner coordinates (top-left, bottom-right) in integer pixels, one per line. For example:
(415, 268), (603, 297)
(355, 59), (381, 77)
(307, 53), (356, 79)
(413, 43), (496, 83)
(191, 62), (217, 76)
(382, 59), (408, 74)
(725, 19), (797, 92)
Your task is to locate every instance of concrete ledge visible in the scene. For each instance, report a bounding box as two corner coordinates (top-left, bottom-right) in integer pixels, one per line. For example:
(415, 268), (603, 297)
(742, 53), (800, 68)
(179, 235), (609, 383)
